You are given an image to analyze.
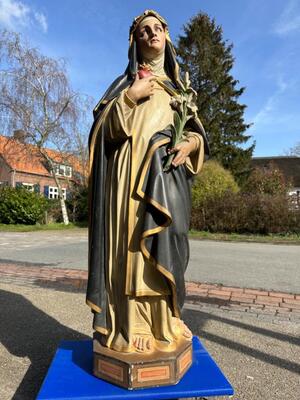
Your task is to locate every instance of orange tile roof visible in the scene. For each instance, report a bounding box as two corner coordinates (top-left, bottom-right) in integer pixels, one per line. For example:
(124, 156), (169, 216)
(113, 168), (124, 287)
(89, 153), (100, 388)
(0, 135), (87, 178)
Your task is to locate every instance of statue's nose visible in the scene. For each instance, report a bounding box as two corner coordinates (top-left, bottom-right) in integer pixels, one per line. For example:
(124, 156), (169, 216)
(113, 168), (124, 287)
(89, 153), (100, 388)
(149, 29), (157, 38)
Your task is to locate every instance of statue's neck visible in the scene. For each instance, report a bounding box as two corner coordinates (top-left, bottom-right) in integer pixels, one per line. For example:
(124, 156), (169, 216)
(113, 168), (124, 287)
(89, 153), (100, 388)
(142, 52), (165, 77)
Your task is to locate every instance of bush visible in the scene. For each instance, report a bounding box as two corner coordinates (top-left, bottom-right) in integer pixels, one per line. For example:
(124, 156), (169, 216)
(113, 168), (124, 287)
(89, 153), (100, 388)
(192, 160), (239, 208)
(66, 185), (88, 223)
(191, 192), (300, 234)
(242, 163), (290, 195)
(43, 185), (89, 224)
(46, 198), (63, 223)
(0, 186), (49, 225)
(191, 161), (300, 234)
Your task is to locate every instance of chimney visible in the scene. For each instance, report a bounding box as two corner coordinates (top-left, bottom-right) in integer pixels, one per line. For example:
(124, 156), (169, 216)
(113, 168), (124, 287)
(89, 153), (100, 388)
(13, 130), (27, 143)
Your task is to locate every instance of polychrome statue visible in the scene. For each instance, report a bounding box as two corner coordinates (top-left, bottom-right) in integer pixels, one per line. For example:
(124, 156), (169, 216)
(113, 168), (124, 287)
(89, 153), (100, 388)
(86, 9), (209, 371)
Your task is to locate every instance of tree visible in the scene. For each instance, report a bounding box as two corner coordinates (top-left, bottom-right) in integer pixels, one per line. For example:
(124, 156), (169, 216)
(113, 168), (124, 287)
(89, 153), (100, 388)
(285, 142), (300, 157)
(176, 13), (255, 184)
(0, 30), (89, 224)
(68, 95), (92, 189)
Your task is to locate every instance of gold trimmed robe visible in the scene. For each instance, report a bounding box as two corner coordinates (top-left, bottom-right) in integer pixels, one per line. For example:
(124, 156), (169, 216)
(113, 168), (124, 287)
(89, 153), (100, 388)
(90, 76), (204, 352)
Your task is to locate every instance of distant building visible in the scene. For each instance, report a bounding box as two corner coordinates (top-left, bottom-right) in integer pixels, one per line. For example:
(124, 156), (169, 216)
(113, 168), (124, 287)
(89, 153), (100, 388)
(251, 156), (300, 203)
(0, 132), (87, 199)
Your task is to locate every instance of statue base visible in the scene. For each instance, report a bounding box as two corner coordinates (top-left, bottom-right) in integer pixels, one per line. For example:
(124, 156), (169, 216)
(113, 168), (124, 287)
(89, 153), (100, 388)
(93, 332), (193, 389)
(37, 337), (234, 399)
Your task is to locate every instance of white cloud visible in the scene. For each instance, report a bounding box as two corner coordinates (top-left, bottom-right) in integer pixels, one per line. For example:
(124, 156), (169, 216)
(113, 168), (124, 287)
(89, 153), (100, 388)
(0, 0), (47, 33)
(252, 75), (289, 126)
(0, 0), (29, 28)
(252, 96), (277, 125)
(273, 0), (300, 35)
(34, 11), (47, 33)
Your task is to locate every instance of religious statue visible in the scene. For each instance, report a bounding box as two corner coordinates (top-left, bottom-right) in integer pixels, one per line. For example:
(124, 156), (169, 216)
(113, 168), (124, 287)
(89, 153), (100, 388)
(86, 9), (209, 388)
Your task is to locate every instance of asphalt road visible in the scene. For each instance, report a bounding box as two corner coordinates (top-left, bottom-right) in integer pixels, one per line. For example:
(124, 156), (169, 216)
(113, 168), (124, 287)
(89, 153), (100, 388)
(188, 239), (300, 293)
(0, 230), (299, 293)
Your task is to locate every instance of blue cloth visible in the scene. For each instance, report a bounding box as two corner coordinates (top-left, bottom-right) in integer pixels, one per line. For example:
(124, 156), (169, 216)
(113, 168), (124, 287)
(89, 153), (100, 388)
(37, 336), (234, 399)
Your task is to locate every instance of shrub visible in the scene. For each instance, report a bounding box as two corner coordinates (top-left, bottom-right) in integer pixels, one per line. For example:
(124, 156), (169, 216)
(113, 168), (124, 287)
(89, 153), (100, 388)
(191, 192), (300, 234)
(192, 160), (239, 208)
(43, 186), (89, 224)
(0, 186), (49, 225)
(66, 185), (88, 223)
(191, 160), (300, 234)
(46, 199), (63, 223)
(242, 163), (290, 195)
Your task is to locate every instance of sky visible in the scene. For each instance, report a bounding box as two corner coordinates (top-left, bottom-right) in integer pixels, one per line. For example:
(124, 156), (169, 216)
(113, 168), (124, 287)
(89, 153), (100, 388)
(0, 0), (299, 156)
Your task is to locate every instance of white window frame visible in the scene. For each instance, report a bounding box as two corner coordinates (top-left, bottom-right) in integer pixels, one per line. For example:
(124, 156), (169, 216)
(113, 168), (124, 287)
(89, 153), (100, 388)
(48, 186), (66, 200)
(53, 163), (72, 177)
(22, 183), (34, 192)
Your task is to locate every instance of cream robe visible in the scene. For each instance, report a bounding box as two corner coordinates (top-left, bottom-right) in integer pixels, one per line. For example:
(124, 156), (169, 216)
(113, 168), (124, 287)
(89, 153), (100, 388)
(102, 76), (204, 352)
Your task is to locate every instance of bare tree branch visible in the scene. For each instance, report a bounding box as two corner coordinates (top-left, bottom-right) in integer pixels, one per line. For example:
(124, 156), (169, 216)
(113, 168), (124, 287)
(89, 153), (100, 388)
(0, 29), (92, 224)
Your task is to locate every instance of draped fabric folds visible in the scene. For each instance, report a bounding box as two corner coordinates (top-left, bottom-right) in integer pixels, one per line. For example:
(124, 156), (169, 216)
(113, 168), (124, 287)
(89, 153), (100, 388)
(86, 80), (207, 351)
(86, 10), (209, 352)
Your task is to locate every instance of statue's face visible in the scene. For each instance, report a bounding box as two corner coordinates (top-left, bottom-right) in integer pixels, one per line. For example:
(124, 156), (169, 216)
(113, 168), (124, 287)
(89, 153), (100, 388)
(135, 16), (166, 59)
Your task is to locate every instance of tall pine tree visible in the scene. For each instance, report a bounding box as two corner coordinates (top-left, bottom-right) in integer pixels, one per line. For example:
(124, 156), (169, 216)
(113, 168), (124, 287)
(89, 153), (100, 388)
(176, 13), (255, 183)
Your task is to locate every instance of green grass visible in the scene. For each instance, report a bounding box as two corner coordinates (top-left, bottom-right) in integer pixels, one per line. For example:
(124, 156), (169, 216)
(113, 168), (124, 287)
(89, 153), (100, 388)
(0, 222), (87, 232)
(0, 223), (299, 244)
(189, 230), (300, 244)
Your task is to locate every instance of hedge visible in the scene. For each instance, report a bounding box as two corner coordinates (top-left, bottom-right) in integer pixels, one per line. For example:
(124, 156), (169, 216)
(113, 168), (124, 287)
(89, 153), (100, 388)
(191, 191), (300, 234)
(0, 186), (49, 225)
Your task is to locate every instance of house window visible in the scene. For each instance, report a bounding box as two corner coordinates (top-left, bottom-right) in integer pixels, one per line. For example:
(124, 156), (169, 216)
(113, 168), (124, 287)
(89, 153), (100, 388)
(65, 166), (72, 177)
(53, 164), (72, 177)
(22, 183), (34, 192)
(48, 186), (66, 200)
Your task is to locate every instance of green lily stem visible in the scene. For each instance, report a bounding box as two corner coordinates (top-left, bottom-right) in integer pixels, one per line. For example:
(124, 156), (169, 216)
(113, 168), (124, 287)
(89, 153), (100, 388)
(163, 93), (189, 172)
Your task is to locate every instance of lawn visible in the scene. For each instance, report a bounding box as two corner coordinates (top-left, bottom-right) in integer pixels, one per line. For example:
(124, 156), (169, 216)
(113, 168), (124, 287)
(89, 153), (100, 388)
(0, 223), (299, 244)
(0, 222), (87, 232)
(189, 229), (300, 244)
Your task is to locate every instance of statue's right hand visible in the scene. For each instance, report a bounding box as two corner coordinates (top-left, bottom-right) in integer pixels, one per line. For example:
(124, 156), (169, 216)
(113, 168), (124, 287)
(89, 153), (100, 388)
(126, 74), (156, 103)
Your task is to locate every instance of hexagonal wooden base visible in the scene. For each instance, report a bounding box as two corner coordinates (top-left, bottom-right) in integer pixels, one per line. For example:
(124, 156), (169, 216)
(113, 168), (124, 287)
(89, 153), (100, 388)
(93, 332), (193, 389)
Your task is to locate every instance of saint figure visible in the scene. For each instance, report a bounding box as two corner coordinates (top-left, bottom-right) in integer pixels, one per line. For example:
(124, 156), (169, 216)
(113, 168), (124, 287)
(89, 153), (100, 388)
(87, 10), (209, 354)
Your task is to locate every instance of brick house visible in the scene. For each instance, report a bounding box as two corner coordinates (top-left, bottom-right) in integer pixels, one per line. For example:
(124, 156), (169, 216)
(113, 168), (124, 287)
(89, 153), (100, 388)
(0, 132), (87, 199)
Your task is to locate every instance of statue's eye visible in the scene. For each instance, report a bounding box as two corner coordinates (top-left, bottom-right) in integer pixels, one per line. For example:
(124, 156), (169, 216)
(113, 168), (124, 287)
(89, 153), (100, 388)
(155, 25), (163, 32)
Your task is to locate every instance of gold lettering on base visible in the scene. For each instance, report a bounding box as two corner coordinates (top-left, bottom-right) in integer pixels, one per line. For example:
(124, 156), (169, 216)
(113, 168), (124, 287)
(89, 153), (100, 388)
(98, 359), (124, 382)
(137, 365), (170, 382)
(179, 349), (192, 374)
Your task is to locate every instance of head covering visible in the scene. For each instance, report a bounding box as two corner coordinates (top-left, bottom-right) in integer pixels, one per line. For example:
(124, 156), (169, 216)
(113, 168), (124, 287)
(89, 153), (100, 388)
(93, 10), (182, 118)
(127, 10), (181, 84)
(129, 9), (170, 43)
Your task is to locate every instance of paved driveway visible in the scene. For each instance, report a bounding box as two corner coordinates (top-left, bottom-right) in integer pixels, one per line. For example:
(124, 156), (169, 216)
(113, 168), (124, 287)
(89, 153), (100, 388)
(0, 282), (299, 400)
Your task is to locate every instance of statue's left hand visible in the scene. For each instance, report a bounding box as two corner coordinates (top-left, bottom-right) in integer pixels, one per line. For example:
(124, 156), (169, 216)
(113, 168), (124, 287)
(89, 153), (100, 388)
(167, 137), (198, 167)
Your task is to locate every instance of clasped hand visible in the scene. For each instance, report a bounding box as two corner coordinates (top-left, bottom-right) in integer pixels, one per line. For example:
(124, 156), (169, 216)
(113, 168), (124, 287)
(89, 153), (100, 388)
(168, 138), (197, 167)
(127, 74), (156, 103)
(127, 74), (198, 167)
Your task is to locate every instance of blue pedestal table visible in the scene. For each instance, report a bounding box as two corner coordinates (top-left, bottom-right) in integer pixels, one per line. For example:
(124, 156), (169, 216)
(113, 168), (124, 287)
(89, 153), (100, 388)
(37, 336), (234, 399)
